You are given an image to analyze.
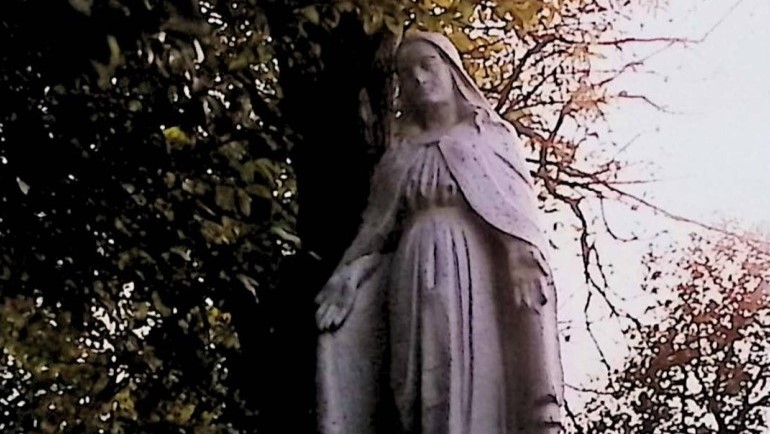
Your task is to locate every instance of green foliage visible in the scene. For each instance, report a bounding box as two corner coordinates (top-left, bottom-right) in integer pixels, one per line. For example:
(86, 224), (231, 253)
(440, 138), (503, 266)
(0, 0), (293, 431)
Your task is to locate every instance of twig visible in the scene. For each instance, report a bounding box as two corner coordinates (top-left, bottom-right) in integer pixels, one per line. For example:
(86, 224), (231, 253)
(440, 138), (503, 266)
(585, 291), (612, 373)
(564, 398), (587, 434)
(566, 382), (616, 395)
(495, 34), (557, 112)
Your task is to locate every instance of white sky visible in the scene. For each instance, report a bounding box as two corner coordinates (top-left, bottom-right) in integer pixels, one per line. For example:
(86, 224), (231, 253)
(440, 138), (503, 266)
(555, 0), (770, 414)
(608, 0), (770, 228)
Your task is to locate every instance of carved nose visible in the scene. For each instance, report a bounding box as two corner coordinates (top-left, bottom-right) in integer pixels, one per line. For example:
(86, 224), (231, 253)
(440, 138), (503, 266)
(414, 70), (428, 85)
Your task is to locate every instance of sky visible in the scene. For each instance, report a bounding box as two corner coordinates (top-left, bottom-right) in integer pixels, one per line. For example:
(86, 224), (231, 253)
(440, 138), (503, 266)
(604, 0), (770, 229)
(555, 0), (770, 413)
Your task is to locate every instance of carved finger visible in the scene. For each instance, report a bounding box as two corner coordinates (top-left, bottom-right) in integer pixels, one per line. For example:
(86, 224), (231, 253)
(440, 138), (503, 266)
(330, 308), (347, 328)
(537, 276), (549, 306)
(315, 289), (329, 305)
(512, 283), (522, 307)
(326, 305), (341, 327)
(320, 306), (337, 331)
(328, 314), (340, 329)
(519, 284), (528, 308)
(316, 302), (332, 327)
(317, 315), (329, 331)
(316, 313), (327, 330)
(531, 282), (544, 312)
(331, 292), (355, 327)
(314, 304), (325, 325)
(530, 281), (540, 312)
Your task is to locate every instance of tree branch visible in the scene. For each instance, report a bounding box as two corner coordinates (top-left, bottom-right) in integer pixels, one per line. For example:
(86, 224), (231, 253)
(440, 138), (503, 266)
(495, 34), (557, 112)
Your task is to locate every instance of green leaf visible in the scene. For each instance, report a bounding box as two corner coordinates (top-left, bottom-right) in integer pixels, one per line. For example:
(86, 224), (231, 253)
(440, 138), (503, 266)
(363, 8), (384, 35)
(215, 185), (236, 212)
(0, 266), (10, 280)
(513, 0), (544, 30)
(152, 291), (172, 317)
(325, 7), (341, 28)
(200, 220), (226, 244)
(218, 141), (247, 162)
(299, 5), (320, 25)
(91, 35), (124, 90)
(449, 30), (474, 52)
(163, 126), (194, 150)
(227, 53), (250, 72)
(420, 14), (443, 33)
(240, 158), (276, 184)
(245, 184), (273, 200)
(237, 189), (252, 217)
(456, 1), (476, 21)
(334, 0), (355, 13)
(182, 178), (210, 195)
(384, 15), (403, 35)
(271, 225), (301, 247)
(128, 100), (143, 112)
(134, 302), (149, 320)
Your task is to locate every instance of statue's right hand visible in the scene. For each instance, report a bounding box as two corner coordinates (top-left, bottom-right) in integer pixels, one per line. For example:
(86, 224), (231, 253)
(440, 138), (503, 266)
(315, 269), (358, 332)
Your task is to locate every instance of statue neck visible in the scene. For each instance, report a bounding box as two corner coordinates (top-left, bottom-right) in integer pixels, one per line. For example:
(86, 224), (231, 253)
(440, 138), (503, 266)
(416, 99), (460, 133)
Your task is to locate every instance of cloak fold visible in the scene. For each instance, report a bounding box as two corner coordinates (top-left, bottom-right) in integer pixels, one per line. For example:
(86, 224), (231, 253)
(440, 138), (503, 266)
(317, 117), (561, 434)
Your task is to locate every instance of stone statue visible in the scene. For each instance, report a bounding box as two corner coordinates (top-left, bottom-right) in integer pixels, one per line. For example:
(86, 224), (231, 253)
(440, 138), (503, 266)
(315, 31), (565, 434)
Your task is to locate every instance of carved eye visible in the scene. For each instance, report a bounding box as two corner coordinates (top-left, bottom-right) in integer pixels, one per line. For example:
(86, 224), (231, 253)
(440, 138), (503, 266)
(422, 57), (441, 70)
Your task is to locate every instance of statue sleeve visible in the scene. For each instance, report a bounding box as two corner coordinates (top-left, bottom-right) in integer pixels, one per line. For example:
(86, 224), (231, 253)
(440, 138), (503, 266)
(337, 147), (403, 269)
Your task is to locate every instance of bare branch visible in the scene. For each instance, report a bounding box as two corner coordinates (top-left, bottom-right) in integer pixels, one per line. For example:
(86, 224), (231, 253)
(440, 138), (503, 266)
(610, 92), (673, 113)
(566, 382), (616, 395)
(495, 34), (557, 112)
(564, 399), (587, 434)
(700, 0), (750, 43)
(600, 198), (637, 243)
(584, 291), (613, 373)
(511, 61), (564, 110)
(592, 36), (697, 46)
(508, 117), (545, 142)
(606, 185), (770, 252)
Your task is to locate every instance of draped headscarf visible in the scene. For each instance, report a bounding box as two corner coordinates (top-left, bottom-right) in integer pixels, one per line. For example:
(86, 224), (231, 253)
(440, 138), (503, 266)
(394, 31), (513, 138)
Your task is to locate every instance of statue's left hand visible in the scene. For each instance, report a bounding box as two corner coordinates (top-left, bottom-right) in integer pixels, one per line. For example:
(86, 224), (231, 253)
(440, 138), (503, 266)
(506, 244), (549, 312)
(510, 268), (548, 312)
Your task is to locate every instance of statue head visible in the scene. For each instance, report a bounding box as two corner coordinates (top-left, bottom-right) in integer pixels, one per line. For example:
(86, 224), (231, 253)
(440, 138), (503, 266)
(394, 31), (506, 137)
(396, 38), (458, 111)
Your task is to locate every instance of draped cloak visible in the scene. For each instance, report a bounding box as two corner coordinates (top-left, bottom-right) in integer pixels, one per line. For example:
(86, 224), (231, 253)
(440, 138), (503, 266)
(316, 31), (564, 434)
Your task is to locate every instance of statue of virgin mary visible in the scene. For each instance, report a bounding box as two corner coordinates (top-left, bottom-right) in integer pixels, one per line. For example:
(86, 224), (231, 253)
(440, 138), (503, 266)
(315, 30), (565, 434)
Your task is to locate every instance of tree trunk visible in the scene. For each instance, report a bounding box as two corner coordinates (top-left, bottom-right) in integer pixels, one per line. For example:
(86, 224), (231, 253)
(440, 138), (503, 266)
(256, 14), (397, 433)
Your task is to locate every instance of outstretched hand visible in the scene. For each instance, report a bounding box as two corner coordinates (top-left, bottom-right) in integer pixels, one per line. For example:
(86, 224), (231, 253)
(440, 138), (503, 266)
(315, 271), (358, 331)
(315, 254), (381, 331)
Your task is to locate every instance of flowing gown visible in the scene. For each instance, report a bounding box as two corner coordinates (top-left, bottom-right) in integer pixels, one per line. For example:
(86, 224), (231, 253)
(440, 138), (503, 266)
(386, 139), (563, 434)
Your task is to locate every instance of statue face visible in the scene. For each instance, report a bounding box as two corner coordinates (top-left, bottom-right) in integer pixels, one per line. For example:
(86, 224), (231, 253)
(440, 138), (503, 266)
(396, 40), (456, 111)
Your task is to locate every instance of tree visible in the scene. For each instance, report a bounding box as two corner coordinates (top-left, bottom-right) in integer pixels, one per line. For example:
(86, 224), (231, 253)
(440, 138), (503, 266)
(0, 0), (677, 432)
(571, 232), (770, 434)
